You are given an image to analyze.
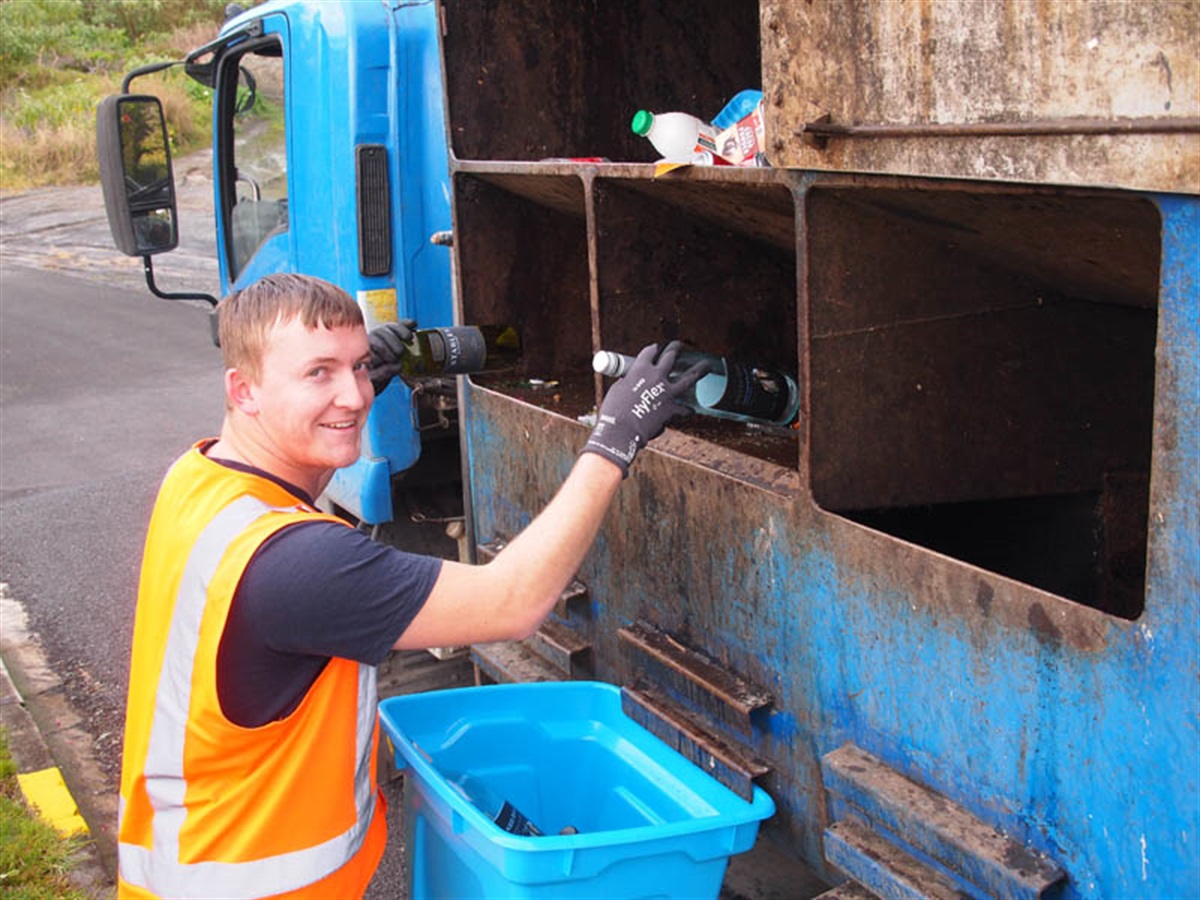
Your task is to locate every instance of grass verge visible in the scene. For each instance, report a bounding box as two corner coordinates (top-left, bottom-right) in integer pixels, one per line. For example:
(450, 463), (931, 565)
(0, 727), (90, 900)
(0, 4), (229, 193)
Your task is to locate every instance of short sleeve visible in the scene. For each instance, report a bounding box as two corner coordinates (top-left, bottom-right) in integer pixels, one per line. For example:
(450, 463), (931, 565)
(238, 520), (443, 666)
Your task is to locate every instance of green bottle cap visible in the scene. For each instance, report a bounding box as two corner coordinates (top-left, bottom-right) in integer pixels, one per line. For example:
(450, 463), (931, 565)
(631, 109), (654, 136)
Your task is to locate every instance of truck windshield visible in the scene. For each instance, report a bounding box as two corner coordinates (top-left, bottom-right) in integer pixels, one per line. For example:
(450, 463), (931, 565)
(223, 41), (287, 280)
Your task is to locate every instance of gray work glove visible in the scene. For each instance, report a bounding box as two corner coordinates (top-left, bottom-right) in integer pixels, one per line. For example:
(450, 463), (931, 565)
(368, 319), (417, 395)
(581, 341), (706, 478)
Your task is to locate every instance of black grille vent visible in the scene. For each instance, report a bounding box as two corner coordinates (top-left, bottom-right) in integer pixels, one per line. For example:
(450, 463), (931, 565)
(356, 144), (391, 276)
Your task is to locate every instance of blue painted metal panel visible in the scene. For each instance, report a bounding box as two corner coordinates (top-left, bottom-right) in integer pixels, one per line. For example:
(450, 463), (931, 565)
(460, 190), (1199, 898)
(213, 0), (453, 523)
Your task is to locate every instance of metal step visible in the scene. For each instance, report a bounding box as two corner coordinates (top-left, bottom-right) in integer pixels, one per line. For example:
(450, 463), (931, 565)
(470, 620), (593, 685)
(621, 682), (770, 801)
(471, 639), (563, 684)
(377, 647), (473, 699)
(823, 744), (1065, 900)
(824, 819), (972, 900)
(615, 620), (773, 799)
(618, 620), (772, 735)
(528, 618), (592, 679)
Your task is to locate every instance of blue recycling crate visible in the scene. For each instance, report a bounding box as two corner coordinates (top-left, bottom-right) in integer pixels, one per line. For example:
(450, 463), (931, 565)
(379, 681), (775, 899)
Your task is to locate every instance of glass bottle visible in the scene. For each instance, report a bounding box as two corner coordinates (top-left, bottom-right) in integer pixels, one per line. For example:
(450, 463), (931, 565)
(443, 768), (544, 836)
(397, 324), (520, 377)
(593, 347), (800, 426)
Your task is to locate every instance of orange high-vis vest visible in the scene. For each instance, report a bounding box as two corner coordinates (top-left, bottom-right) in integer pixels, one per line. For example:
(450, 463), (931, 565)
(118, 443), (386, 899)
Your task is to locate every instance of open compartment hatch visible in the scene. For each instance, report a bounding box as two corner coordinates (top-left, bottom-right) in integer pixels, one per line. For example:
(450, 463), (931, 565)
(439, 0), (762, 163)
(807, 186), (1161, 619)
(454, 172), (594, 415)
(594, 176), (799, 468)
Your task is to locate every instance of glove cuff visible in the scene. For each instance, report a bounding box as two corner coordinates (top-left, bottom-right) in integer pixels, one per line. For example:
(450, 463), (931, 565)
(580, 420), (640, 479)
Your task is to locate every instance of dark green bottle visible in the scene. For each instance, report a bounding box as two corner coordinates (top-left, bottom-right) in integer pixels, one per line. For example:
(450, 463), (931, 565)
(399, 325), (520, 377)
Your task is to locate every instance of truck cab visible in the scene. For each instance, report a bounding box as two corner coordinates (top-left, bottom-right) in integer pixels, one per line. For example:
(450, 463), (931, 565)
(99, 0), (456, 528)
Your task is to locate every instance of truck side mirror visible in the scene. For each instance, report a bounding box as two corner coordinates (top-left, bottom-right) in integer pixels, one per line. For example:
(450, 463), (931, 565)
(96, 94), (179, 257)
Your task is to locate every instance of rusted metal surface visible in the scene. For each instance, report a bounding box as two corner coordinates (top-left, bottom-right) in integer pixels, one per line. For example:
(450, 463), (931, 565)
(762, 0), (1200, 192)
(442, 1), (1199, 888)
(439, 0), (760, 163)
(621, 683), (770, 802)
(452, 172), (593, 387)
(529, 619), (592, 679)
(823, 745), (1064, 899)
(798, 114), (1200, 143)
(470, 641), (561, 685)
(823, 820), (973, 900)
(619, 621), (772, 728)
(592, 175), (798, 388)
(804, 179), (1159, 615)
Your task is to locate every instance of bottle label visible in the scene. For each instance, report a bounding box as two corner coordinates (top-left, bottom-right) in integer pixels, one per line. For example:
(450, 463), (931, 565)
(712, 362), (792, 422)
(434, 327), (488, 374)
(493, 801), (543, 836)
(695, 127), (719, 156)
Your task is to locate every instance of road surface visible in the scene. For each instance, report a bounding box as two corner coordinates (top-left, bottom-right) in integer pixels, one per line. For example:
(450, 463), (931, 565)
(0, 161), (417, 897)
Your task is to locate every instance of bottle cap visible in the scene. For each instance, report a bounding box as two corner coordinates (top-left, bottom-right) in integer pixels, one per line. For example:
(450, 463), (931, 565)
(592, 350), (627, 378)
(630, 110), (654, 136)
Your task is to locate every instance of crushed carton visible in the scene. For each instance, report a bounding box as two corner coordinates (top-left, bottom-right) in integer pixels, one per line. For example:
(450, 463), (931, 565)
(714, 96), (768, 167)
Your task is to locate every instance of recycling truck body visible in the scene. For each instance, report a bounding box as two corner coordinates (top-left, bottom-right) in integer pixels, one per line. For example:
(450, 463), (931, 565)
(98, 0), (1199, 896)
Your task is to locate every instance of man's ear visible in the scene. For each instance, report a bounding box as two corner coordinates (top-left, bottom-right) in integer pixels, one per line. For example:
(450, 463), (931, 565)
(225, 367), (261, 416)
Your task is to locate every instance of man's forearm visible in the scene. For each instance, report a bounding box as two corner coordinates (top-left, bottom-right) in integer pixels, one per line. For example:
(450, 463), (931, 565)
(394, 452), (623, 649)
(489, 452), (623, 630)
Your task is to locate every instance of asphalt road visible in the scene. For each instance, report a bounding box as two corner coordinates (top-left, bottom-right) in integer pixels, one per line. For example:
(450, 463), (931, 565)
(0, 168), (412, 897)
(0, 260), (224, 752)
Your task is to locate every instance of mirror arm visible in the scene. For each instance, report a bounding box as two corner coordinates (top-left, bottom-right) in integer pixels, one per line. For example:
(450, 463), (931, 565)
(142, 256), (219, 308)
(122, 61), (184, 94)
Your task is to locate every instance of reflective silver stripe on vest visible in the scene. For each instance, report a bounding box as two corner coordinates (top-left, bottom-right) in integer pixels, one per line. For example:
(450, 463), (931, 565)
(119, 495), (378, 898)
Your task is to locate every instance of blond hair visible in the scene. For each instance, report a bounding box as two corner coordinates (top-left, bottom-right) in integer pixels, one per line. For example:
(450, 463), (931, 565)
(218, 274), (364, 384)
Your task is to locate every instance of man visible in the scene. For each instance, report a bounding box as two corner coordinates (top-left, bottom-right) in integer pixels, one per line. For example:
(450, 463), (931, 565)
(117, 273), (701, 898)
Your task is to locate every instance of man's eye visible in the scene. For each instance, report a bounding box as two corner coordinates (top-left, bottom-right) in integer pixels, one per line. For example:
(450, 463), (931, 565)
(307, 366), (327, 378)
(353, 360), (369, 373)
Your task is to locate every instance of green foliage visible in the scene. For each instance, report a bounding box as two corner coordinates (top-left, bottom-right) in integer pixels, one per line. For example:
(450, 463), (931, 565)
(0, 729), (90, 900)
(0, 0), (232, 87)
(6, 76), (100, 131)
(0, 0), (127, 86)
(183, 76), (214, 106)
(0, 0), (238, 189)
(81, 0), (233, 41)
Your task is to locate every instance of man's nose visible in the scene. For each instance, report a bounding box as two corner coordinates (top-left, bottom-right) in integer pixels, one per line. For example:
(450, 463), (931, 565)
(335, 368), (369, 409)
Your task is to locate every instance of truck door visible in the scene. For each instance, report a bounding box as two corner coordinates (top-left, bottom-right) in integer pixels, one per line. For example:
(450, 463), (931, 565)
(210, 18), (289, 291)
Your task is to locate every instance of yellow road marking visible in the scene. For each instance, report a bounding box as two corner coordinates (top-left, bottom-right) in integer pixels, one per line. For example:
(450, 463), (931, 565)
(15, 767), (89, 836)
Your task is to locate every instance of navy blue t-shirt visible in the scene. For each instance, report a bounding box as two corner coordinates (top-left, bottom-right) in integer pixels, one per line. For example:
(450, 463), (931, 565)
(210, 459), (442, 727)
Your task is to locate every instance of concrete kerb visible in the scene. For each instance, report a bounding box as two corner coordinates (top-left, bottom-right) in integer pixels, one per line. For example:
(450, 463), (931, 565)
(0, 586), (117, 898)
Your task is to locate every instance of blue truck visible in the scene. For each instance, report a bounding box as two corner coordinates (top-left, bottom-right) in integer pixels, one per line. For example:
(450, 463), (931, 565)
(99, 0), (456, 531)
(98, 1), (1198, 896)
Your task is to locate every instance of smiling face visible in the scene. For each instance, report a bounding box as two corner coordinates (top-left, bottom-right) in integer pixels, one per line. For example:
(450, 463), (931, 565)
(228, 315), (373, 497)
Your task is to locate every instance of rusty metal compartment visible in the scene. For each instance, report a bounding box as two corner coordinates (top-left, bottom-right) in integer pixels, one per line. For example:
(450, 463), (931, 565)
(806, 182), (1161, 618)
(593, 174), (799, 468)
(454, 164), (801, 470)
(452, 170), (595, 413)
(438, 0), (761, 163)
